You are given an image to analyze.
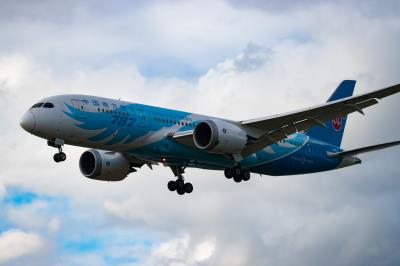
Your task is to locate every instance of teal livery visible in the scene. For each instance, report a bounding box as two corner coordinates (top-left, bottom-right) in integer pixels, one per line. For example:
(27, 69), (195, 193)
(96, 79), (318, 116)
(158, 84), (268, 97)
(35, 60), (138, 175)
(20, 80), (400, 195)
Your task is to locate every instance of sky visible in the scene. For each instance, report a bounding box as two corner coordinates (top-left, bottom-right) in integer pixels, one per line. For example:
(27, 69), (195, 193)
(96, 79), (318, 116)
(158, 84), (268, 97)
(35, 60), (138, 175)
(0, 0), (400, 265)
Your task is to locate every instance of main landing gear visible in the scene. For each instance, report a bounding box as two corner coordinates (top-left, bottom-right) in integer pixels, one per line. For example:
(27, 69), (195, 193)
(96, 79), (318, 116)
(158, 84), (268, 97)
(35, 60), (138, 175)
(48, 139), (66, 163)
(168, 166), (193, 195)
(224, 166), (251, 183)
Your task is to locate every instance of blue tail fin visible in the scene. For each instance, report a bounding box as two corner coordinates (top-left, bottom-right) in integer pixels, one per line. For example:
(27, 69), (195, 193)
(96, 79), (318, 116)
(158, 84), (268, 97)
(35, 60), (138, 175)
(306, 80), (356, 147)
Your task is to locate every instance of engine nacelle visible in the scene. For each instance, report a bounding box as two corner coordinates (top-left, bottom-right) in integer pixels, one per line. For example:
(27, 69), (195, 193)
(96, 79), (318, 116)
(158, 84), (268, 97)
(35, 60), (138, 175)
(79, 149), (131, 181)
(193, 119), (247, 154)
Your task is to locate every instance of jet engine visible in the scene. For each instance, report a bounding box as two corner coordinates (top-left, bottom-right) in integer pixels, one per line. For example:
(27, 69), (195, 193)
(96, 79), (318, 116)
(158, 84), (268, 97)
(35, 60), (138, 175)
(79, 149), (131, 181)
(193, 119), (247, 154)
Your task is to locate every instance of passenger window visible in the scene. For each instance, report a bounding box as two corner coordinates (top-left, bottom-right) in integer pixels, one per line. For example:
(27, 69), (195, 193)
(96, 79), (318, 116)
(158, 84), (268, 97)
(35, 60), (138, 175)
(31, 102), (44, 108)
(43, 103), (54, 108)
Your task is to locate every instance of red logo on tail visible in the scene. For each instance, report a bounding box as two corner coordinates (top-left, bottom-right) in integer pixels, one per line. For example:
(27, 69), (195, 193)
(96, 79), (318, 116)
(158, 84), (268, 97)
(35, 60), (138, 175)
(332, 117), (343, 131)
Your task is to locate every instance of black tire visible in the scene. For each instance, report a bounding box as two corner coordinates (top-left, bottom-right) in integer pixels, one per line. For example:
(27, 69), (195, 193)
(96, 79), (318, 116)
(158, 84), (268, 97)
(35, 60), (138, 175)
(177, 186), (185, 195)
(59, 152), (66, 161)
(233, 174), (242, 183)
(234, 167), (241, 176)
(242, 170), (250, 181)
(53, 153), (60, 163)
(184, 183), (193, 193)
(224, 168), (234, 179)
(176, 179), (184, 190)
(168, 181), (177, 191)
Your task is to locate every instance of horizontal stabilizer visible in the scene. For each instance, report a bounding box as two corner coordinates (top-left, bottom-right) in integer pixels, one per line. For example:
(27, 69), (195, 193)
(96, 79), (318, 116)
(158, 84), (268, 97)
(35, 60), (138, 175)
(328, 140), (400, 158)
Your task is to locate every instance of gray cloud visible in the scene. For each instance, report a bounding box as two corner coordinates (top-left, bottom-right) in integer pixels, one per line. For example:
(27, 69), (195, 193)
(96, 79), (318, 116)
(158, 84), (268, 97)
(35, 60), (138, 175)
(233, 43), (272, 72)
(228, 0), (400, 17)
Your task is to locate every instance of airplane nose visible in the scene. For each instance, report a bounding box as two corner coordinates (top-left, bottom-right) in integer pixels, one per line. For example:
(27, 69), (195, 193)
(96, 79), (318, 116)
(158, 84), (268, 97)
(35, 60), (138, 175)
(20, 111), (36, 132)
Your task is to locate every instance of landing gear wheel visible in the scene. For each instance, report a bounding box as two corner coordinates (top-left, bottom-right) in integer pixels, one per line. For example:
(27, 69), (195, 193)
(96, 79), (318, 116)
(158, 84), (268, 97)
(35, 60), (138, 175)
(184, 183), (193, 193)
(233, 174), (242, 183)
(224, 168), (234, 179)
(176, 179), (184, 190)
(49, 139), (66, 163)
(176, 179), (185, 195)
(242, 170), (250, 181)
(59, 152), (66, 161)
(177, 186), (185, 195)
(168, 181), (177, 191)
(234, 167), (241, 176)
(53, 153), (61, 163)
(168, 166), (194, 195)
(227, 166), (250, 183)
(53, 152), (66, 163)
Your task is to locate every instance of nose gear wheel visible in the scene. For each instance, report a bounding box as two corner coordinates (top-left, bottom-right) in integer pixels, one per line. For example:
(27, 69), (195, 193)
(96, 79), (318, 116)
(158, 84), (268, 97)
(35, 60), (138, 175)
(48, 139), (67, 163)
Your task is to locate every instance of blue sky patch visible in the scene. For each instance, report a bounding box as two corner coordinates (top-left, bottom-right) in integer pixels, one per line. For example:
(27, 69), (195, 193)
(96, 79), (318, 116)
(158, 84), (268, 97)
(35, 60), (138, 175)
(3, 187), (40, 206)
(62, 238), (102, 253)
(2, 186), (63, 207)
(104, 255), (140, 265)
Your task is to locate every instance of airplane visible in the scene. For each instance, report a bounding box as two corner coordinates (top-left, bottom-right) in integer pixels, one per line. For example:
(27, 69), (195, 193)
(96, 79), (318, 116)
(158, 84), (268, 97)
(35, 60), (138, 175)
(20, 80), (400, 195)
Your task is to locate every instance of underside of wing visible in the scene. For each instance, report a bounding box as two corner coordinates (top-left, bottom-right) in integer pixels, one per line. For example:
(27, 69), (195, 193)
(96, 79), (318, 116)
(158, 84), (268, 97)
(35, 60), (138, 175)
(240, 83), (400, 156)
(171, 130), (196, 148)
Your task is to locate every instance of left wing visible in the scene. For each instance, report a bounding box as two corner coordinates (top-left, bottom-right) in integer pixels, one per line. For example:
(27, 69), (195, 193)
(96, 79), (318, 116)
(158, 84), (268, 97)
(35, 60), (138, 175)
(239, 83), (400, 156)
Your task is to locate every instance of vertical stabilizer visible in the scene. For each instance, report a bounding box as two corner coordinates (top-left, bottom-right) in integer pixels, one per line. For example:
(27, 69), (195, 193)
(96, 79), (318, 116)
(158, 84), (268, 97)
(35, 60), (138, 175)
(306, 80), (356, 147)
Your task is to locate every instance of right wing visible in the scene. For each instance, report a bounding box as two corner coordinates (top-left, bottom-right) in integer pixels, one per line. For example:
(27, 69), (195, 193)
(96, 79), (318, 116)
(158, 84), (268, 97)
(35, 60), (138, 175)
(240, 83), (400, 156)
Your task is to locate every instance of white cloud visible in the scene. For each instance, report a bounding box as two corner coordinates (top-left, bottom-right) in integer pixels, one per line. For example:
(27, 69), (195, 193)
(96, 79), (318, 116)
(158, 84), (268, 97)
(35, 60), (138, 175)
(145, 234), (216, 266)
(0, 179), (4, 200)
(0, 230), (44, 264)
(47, 217), (60, 233)
(5, 201), (50, 230)
(192, 239), (216, 262)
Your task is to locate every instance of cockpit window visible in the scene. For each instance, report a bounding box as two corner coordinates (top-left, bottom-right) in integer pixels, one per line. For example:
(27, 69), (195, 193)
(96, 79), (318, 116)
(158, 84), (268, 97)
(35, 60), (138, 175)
(31, 102), (43, 108)
(43, 102), (54, 108)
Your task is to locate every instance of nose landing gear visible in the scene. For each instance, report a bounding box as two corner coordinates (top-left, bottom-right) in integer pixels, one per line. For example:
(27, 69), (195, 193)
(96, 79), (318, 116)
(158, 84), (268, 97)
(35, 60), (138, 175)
(48, 139), (66, 163)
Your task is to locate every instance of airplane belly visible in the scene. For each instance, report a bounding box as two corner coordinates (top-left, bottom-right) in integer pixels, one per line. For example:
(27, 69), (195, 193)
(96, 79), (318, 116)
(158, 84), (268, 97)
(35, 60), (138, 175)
(128, 138), (234, 169)
(251, 146), (342, 176)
